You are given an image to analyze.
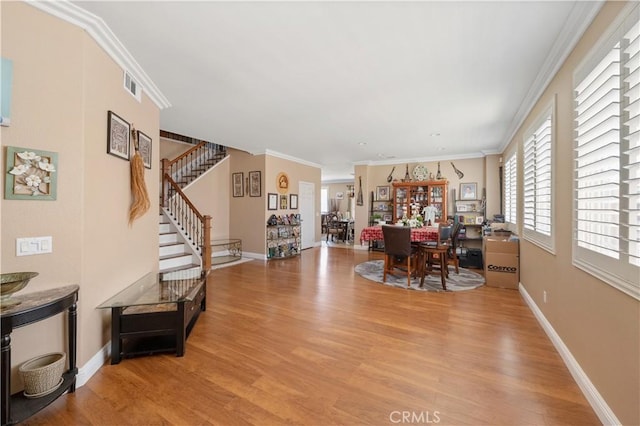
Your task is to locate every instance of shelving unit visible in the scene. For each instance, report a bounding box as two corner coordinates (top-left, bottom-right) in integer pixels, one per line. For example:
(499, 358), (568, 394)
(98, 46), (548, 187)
(453, 188), (486, 268)
(391, 181), (448, 224)
(266, 215), (301, 259)
(367, 191), (391, 251)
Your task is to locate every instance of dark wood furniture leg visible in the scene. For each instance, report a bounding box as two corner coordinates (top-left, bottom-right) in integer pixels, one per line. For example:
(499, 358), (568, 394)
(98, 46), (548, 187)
(68, 302), (78, 391)
(111, 308), (122, 365)
(1, 333), (10, 426)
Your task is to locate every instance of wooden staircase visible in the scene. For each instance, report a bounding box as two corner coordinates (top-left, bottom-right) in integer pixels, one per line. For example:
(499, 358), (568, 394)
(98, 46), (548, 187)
(159, 133), (227, 280)
(159, 212), (201, 280)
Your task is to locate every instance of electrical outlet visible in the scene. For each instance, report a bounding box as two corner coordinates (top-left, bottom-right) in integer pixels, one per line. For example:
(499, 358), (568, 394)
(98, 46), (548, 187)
(543, 290), (547, 303)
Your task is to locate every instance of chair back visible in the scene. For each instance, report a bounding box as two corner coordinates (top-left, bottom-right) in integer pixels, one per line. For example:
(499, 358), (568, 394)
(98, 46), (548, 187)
(450, 222), (462, 247)
(382, 225), (412, 257)
(438, 223), (453, 245)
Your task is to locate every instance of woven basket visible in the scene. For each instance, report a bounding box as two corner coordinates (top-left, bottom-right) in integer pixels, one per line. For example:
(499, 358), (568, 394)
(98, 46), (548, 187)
(19, 352), (66, 396)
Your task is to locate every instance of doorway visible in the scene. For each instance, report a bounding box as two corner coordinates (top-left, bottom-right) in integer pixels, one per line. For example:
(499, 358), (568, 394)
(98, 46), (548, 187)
(299, 181), (315, 249)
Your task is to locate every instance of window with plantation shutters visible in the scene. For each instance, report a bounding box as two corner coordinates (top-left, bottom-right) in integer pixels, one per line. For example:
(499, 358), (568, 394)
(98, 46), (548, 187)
(504, 152), (517, 225)
(573, 4), (639, 300)
(523, 105), (554, 252)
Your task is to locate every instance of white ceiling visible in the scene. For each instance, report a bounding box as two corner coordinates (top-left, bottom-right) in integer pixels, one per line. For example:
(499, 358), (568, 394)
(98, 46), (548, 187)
(72, 1), (601, 182)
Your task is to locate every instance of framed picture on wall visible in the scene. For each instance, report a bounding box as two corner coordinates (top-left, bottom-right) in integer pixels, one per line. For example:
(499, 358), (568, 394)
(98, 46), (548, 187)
(107, 110), (130, 161)
(280, 194), (288, 209)
(137, 130), (152, 169)
(290, 194), (298, 209)
(232, 172), (244, 197)
(268, 193), (278, 210)
(460, 182), (477, 200)
(376, 186), (390, 201)
(249, 171), (261, 197)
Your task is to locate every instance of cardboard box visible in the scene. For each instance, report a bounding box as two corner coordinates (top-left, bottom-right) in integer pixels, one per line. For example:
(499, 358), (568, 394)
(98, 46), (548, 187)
(483, 236), (519, 289)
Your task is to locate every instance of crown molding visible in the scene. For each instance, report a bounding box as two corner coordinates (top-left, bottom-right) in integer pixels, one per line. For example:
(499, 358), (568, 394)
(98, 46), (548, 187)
(262, 149), (322, 169)
(499, 0), (604, 153)
(353, 151), (487, 168)
(25, 0), (171, 110)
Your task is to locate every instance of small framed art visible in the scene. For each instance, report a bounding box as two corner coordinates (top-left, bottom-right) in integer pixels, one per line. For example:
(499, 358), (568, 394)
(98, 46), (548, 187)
(280, 194), (288, 209)
(5, 146), (58, 200)
(249, 170), (261, 197)
(376, 186), (390, 201)
(460, 182), (477, 200)
(137, 131), (152, 169)
(290, 193), (298, 209)
(107, 111), (130, 161)
(268, 193), (278, 210)
(232, 172), (244, 197)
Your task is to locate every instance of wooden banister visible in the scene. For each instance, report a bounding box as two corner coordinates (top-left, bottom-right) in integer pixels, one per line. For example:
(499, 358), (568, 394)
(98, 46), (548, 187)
(163, 173), (211, 275)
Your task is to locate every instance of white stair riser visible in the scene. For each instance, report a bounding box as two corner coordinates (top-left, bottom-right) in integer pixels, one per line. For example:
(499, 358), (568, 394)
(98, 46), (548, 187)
(160, 254), (196, 270)
(159, 243), (186, 257)
(159, 223), (171, 234)
(159, 233), (178, 244)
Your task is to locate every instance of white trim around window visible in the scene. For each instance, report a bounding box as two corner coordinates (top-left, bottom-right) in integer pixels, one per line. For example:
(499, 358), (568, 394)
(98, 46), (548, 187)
(504, 151), (518, 226)
(572, 3), (639, 300)
(523, 98), (556, 254)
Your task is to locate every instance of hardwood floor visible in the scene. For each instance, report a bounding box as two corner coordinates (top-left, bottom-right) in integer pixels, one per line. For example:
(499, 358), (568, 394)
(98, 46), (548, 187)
(26, 247), (599, 425)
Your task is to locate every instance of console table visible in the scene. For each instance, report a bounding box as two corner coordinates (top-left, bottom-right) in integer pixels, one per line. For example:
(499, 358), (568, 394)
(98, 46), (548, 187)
(1, 285), (79, 426)
(97, 273), (206, 364)
(211, 238), (242, 266)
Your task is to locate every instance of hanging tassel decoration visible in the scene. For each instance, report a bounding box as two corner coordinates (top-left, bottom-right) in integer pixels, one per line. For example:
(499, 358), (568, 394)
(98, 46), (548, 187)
(129, 125), (150, 225)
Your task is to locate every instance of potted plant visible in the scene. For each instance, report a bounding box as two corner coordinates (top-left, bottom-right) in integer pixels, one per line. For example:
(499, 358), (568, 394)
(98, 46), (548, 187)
(371, 213), (384, 224)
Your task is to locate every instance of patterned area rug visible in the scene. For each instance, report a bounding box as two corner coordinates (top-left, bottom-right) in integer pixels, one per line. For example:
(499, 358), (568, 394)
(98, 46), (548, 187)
(354, 260), (485, 292)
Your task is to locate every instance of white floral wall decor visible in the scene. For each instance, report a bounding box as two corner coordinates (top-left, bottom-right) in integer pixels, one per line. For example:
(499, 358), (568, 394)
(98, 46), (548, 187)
(5, 146), (58, 200)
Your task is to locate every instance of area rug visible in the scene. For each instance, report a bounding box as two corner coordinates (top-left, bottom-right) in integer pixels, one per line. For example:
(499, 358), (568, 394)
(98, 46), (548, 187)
(354, 260), (484, 292)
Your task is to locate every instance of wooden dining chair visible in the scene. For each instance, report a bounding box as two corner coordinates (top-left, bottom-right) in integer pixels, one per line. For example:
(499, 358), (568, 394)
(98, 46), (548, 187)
(417, 223), (452, 290)
(326, 214), (345, 242)
(382, 225), (417, 288)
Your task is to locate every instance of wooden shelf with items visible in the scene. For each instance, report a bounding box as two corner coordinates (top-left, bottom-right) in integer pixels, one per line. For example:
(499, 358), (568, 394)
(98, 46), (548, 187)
(266, 214), (301, 259)
(367, 191), (391, 252)
(391, 180), (448, 224)
(453, 188), (486, 264)
(368, 191), (393, 225)
(453, 187), (486, 228)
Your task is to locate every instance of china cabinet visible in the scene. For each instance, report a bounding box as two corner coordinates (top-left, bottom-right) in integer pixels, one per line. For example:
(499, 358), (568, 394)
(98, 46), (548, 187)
(391, 181), (448, 224)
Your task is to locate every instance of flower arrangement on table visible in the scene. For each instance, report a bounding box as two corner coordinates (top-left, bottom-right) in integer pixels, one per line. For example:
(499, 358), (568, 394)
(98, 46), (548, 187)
(400, 214), (424, 228)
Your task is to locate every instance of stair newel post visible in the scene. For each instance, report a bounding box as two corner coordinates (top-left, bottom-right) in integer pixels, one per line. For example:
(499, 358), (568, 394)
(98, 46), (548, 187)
(202, 215), (212, 273)
(161, 159), (170, 206)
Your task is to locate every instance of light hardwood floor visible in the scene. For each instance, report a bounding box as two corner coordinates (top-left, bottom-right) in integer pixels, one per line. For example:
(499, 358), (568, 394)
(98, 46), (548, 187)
(26, 247), (599, 425)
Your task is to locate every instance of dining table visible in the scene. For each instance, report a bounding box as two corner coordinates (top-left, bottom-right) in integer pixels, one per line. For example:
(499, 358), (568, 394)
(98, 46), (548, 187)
(360, 225), (439, 245)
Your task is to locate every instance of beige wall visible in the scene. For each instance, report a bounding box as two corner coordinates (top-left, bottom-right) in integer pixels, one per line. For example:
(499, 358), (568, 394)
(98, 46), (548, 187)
(266, 155), (322, 245)
(183, 158), (231, 241)
(324, 182), (354, 215)
(227, 151), (321, 256)
(501, 2), (639, 424)
(1, 2), (159, 391)
(353, 157), (488, 245)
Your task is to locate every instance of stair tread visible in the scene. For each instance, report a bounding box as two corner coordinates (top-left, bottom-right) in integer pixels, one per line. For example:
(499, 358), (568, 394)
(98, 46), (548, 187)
(160, 253), (193, 261)
(159, 242), (185, 247)
(159, 263), (200, 274)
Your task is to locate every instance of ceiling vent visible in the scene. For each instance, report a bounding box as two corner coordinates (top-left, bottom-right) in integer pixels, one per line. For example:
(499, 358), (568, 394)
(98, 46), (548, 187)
(123, 71), (141, 102)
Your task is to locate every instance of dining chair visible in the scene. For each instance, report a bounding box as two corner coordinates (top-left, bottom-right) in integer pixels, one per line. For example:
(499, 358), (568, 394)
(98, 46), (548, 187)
(382, 225), (417, 288)
(326, 214), (345, 242)
(446, 222), (462, 274)
(417, 222), (452, 290)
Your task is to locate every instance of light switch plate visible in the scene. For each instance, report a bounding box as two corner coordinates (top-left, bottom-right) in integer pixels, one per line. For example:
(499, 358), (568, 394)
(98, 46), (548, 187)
(16, 236), (52, 256)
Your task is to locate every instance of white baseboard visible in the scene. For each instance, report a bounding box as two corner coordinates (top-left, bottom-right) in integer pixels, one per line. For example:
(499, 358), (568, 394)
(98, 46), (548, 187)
(242, 251), (267, 260)
(76, 342), (110, 388)
(519, 283), (620, 425)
